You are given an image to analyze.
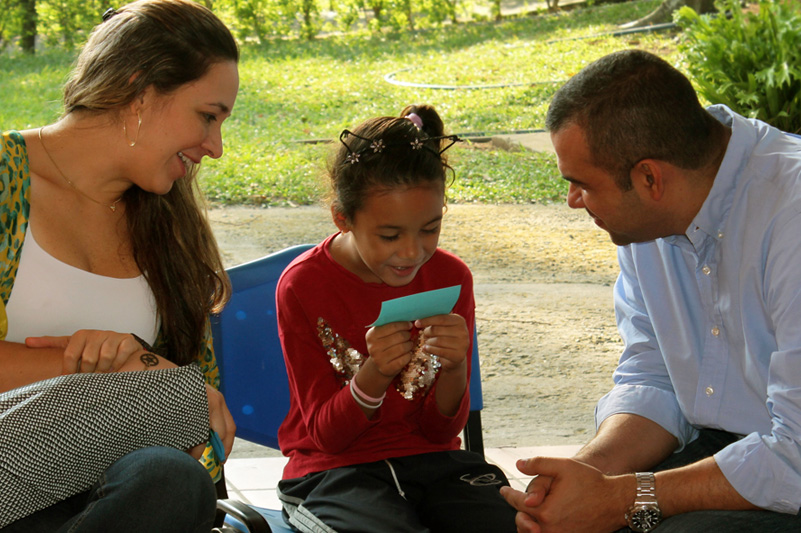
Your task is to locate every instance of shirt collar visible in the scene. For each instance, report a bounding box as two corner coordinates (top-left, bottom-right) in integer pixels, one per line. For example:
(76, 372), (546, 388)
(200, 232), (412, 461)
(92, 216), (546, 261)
(682, 105), (756, 243)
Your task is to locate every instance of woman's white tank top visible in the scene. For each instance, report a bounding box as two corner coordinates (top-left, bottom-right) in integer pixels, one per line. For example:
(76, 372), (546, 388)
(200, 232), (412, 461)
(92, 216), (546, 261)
(5, 225), (159, 345)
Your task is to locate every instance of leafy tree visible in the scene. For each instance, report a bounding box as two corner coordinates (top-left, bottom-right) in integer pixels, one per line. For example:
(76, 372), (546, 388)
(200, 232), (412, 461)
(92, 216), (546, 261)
(298, 0), (321, 39)
(37, 0), (104, 49)
(0, 0), (15, 49)
(366, 0), (386, 28)
(490, 0), (500, 21)
(19, 0), (37, 53)
(2, 0), (107, 54)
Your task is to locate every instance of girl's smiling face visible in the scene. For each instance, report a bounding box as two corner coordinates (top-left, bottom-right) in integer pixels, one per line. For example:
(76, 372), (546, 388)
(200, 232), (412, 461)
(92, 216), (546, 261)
(333, 183), (445, 287)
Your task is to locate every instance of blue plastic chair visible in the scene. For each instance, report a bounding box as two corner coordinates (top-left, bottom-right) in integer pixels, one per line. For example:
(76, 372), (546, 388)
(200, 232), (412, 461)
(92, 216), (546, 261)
(212, 244), (485, 532)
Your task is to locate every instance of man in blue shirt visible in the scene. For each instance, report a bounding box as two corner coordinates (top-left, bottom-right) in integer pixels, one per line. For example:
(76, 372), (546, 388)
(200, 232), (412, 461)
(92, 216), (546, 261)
(501, 49), (801, 532)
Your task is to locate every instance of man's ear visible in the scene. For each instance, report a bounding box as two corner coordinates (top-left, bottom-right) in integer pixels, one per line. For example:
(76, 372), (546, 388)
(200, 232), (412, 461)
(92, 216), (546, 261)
(331, 205), (350, 233)
(631, 159), (665, 201)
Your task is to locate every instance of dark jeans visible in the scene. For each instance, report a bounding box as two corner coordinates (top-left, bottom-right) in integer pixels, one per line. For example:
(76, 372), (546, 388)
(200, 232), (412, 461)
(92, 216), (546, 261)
(2, 446), (216, 533)
(617, 429), (801, 532)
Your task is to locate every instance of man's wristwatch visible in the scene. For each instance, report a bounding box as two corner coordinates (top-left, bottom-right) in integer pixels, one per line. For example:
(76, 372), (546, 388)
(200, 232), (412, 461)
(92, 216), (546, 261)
(625, 472), (662, 532)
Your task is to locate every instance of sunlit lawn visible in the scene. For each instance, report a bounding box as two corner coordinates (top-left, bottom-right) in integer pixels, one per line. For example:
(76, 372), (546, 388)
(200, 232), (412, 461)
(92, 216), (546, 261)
(1, 0), (679, 205)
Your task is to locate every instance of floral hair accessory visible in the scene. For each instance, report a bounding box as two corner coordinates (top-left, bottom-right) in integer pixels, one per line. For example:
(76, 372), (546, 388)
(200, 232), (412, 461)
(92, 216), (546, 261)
(370, 139), (385, 153)
(405, 113), (424, 129)
(339, 129), (461, 165)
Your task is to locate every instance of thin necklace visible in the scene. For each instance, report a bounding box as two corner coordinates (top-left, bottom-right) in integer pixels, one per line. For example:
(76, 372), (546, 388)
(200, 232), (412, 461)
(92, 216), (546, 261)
(38, 126), (123, 213)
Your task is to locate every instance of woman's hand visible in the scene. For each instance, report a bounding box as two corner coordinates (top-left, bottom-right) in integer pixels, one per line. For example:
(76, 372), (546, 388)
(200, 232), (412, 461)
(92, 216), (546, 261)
(114, 351), (236, 461)
(25, 330), (148, 374)
(188, 384), (237, 461)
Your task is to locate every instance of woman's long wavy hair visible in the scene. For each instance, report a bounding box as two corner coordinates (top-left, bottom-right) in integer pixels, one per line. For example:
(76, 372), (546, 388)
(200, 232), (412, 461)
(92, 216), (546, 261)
(62, 0), (237, 365)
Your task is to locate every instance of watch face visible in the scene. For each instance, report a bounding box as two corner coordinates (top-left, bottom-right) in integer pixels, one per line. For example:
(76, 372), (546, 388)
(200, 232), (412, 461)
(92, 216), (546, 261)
(630, 507), (662, 532)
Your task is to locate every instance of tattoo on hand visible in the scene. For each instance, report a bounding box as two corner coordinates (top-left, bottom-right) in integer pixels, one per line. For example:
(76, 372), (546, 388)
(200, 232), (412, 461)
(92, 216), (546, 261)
(141, 352), (159, 369)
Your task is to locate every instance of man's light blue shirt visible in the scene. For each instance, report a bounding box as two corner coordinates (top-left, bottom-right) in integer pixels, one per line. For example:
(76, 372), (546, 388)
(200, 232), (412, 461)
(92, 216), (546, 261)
(596, 105), (801, 513)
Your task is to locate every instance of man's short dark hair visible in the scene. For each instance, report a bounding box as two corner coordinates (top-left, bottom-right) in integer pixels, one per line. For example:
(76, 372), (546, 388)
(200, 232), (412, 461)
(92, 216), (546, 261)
(546, 49), (722, 190)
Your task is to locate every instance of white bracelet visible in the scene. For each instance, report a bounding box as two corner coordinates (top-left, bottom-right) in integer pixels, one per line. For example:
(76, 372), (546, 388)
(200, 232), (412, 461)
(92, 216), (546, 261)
(350, 382), (383, 410)
(351, 378), (386, 403)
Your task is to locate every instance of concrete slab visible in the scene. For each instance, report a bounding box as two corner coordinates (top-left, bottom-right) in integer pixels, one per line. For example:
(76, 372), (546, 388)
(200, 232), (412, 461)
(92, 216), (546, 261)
(493, 131), (554, 154)
(223, 445), (583, 506)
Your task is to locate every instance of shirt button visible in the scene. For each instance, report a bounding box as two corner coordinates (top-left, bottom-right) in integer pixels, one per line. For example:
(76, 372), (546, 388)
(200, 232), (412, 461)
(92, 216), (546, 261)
(717, 231), (724, 239)
(711, 326), (720, 336)
(702, 265), (711, 275)
(706, 386), (714, 396)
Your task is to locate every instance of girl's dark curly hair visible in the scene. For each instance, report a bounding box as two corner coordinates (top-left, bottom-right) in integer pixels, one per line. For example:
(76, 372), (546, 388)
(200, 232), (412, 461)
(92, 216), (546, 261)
(330, 104), (455, 221)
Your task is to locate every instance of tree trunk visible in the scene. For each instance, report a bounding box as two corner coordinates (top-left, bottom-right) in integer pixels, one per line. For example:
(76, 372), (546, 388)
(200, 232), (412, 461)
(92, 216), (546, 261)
(620, 0), (716, 29)
(20, 0), (36, 54)
(302, 0), (315, 40)
(403, 0), (414, 31)
(371, 0), (382, 22)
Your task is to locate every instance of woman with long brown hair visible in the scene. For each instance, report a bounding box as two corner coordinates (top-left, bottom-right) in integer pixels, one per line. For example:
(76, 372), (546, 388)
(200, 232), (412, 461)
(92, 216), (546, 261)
(1, 0), (239, 529)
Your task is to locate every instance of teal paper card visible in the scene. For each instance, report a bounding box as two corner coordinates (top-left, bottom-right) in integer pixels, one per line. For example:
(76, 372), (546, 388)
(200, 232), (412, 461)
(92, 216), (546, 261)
(370, 285), (462, 327)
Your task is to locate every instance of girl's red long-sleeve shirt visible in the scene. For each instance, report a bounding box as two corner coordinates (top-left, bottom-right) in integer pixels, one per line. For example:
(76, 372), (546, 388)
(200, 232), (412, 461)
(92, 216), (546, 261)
(276, 233), (475, 479)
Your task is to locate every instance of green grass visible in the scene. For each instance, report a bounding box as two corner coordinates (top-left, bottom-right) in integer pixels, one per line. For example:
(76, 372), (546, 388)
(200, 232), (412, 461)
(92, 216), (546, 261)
(0, 0), (679, 205)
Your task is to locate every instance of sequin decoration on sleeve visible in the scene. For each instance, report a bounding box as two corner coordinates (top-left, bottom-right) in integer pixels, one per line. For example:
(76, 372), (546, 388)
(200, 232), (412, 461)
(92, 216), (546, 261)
(318, 317), (364, 386)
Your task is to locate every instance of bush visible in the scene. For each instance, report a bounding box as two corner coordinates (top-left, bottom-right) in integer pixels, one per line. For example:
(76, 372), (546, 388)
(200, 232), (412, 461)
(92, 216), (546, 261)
(676, 0), (801, 134)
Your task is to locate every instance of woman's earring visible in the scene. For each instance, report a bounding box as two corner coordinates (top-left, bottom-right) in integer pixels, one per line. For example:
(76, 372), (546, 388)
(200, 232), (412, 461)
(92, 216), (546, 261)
(123, 112), (142, 147)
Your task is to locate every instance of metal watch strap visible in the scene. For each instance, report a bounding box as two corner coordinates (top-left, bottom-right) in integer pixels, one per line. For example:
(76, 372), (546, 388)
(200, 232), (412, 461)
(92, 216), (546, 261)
(635, 472), (657, 503)
(626, 472), (661, 533)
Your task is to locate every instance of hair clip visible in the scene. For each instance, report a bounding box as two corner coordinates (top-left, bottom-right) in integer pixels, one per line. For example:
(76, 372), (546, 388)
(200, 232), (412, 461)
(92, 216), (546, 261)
(406, 113), (423, 129)
(102, 7), (117, 21)
(438, 135), (460, 154)
(339, 129), (462, 165)
(370, 139), (385, 153)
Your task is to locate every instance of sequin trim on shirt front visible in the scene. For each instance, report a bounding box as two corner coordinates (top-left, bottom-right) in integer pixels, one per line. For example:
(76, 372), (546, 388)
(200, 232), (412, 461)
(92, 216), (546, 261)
(317, 317), (441, 400)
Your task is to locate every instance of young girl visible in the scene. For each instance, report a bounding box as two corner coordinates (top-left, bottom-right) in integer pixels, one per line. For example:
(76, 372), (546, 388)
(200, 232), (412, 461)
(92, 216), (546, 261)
(276, 105), (517, 532)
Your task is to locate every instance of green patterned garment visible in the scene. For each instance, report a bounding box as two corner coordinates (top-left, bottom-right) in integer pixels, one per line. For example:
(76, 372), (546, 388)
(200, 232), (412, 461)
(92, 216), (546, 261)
(0, 131), (31, 337)
(0, 131), (223, 481)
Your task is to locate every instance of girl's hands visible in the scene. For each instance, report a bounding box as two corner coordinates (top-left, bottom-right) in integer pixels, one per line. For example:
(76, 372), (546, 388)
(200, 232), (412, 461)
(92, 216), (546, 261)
(25, 330), (148, 375)
(361, 314), (469, 418)
(415, 313), (469, 372)
(365, 321), (414, 379)
(363, 314), (469, 378)
(415, 313), (469, 416)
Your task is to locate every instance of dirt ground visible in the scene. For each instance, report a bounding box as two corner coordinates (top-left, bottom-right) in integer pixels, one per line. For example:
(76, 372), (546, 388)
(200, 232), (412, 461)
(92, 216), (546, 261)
(209, 202), (623, 455)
